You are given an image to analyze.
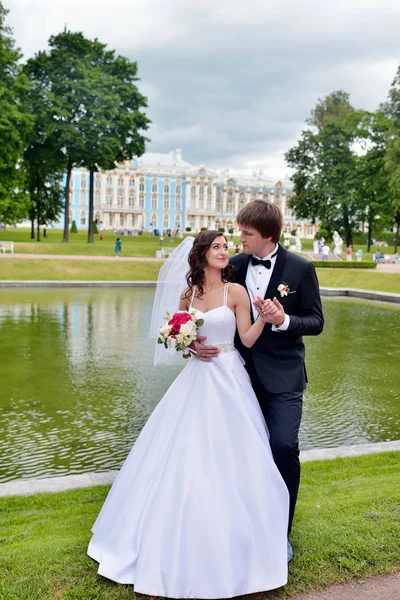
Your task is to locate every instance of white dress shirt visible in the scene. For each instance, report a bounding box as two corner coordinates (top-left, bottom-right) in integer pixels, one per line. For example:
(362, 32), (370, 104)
(245, 244), (290, 331)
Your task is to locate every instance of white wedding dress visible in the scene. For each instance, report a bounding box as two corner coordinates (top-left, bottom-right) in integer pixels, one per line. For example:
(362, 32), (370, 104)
(88, 283), (289, 598)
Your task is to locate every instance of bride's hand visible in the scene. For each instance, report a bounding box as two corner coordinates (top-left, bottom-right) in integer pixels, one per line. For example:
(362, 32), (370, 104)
(253, 297), (268, 322)
(190, 336), (220, 362)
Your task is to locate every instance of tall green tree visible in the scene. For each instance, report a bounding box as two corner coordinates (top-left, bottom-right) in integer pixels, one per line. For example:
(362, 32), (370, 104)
(24, 30), (150, 243)
(286, 91), (358, 245)
(352, 111), (392, 251)
(0, 2), (33, 224)
(383, 66), (400, 252)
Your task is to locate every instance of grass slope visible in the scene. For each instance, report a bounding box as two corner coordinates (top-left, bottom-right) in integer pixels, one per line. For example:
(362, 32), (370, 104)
(0, 452), (399, 599)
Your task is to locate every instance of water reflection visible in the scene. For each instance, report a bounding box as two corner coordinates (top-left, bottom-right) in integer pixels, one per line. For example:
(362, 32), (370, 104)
(0, 289), (399, 483)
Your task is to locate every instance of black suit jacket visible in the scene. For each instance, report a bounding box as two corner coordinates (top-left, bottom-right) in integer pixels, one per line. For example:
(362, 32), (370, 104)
(230, 245), (324, 393)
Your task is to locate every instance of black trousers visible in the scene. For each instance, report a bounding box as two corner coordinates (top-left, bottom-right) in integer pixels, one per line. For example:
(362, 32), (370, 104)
(247, 365), (303, 534)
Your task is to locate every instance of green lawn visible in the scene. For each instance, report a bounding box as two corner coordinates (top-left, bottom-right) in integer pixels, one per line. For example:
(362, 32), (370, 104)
(0, 452), (399, 599)
(316, 269), (400, 294)
(0, 258), (162, 281)
(0, 228), (186, 258)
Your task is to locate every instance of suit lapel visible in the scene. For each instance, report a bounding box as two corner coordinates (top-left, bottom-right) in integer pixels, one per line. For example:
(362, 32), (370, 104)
(265, 244), (288, 300)
(236, 253), (252, 289)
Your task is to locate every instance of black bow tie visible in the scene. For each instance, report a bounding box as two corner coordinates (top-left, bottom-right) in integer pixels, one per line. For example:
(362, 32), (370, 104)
(251, 249), (278, 269)
(251, 257), (271, 268)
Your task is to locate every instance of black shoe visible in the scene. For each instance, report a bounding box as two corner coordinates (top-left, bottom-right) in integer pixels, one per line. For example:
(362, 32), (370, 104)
(287, 538), (294, 563)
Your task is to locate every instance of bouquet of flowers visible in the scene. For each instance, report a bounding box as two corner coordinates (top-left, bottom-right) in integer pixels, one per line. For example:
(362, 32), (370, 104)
(158, 310), (204, 359)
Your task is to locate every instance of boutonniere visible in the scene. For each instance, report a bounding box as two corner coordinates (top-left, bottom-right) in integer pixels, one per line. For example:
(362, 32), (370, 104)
(277, 282), (292, 297)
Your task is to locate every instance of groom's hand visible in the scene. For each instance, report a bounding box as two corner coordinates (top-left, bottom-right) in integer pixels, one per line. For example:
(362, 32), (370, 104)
(190, 336), (219, 362)
(262, 297), (285, 326)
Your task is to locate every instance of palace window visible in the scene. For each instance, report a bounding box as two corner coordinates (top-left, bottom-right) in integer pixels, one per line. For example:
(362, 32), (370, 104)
(106, 194), (112, 207)
(109, 213), (114, 226)
(191, 186), (196, 195)
(175, 197), (181, 211)
(152, 183), (158, 193)
(151, 214), (157, 228)
(275, 195), (280, 203)
(151, 195), (157, 209)
(176, 185), (181, 194)
(164, 197), (169, 210)
(239, 192), (245, 198)
(216, 200), (221, 212)
(307, 226), (314, 236)
(120, 214), (124, 227)
(164, 184), (169, 194)
(207, 187), (212, 195)
(118, 177), (124, 186)
(252, 192), (257, 199)
(199, 198), (204, 210)
(139, 183), (145, 192)
(68, 211), (73, 225)
(106, 176), (112, 186)
(80, 191), (87, 206)
(80, 211), (86, 226)
(95, 191), (100, 204)
(227, 200), (232, 213)
(199, 187), (204, 196)
(117, 195), (124, 207)
(81, 177), (87, 189)
(95, 178), (101, 189)
(128, 195), (134, 207)
(175, 215), (181, 230)
(163, 214), (169, 230)
(207, 199), (212, 210)
(285, 224), (291, 234)
(285, 207), (291, 217)
(139, 194), (144, 208)
(263, 193), (269, 199)
(129, 178), (135, 188)
(228, 191), (233, 197)
(239, 200), (244, 210)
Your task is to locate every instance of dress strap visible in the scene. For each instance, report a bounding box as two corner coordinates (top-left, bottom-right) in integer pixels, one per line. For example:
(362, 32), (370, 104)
(189, 285), (196, 310)
(223, 282), (230, 306)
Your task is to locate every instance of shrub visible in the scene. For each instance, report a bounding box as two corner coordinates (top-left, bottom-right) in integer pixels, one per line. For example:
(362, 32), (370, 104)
(93, 221), (99, 234)
(200, 227), (207, 231)
(218, 227), (225, 233)
(315, 228), (328, 241)
(313, 260), (377, 269)
(228, 228), (234, 234)
(291, 229), (297, 236)
(70, 220), (78, 233)
(185, 227), (191, 232)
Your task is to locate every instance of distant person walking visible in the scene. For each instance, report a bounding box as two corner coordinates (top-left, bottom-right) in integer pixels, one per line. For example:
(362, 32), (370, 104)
(115, 238), (122, 257)
(322, 244), (330, 261)
(346, 246), (352, 261)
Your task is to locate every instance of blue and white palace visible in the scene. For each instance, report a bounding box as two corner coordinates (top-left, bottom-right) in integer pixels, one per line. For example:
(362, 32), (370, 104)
(57, 149), (317, 237)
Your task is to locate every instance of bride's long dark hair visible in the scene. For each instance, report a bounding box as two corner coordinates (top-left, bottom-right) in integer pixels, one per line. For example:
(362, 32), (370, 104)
(185, 230), (235, 300)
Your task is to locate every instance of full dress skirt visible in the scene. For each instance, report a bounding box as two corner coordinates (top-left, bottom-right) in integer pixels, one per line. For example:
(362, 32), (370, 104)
(88, 304), (289, 598)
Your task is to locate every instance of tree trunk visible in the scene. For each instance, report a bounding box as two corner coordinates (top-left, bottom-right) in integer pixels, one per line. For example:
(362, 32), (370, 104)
(87, 167), (95, 243)
(30, 218), (35, 240)
(394, 218), (400, 254)
(367, 211), (373, 253)
(342, 203), (353, 246)
(63, 163), (73, 243)
(36, 216), (41, 242)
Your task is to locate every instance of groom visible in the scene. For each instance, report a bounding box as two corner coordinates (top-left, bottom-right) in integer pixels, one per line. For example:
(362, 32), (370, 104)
(195, 201), (324, 560)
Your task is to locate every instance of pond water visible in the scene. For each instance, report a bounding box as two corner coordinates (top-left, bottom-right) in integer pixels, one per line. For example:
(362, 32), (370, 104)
(0, 288), (399, 483)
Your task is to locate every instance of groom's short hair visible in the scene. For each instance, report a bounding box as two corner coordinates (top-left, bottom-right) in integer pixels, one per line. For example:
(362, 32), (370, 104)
(237, 200), (283, 242)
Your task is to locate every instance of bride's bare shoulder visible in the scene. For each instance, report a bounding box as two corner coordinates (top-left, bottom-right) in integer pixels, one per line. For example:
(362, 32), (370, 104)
(180, 286), (191, 300)
(228, 283), (248, 300)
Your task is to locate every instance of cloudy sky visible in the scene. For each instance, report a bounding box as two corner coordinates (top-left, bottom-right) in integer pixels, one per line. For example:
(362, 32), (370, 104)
(6, 0), (400, 178)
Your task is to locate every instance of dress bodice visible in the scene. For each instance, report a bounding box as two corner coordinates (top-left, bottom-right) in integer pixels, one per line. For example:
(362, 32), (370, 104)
(190, 284), (236, 346)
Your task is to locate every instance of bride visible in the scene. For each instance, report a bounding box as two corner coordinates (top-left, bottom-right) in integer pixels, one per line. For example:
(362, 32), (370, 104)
(88, 230), (289, 598)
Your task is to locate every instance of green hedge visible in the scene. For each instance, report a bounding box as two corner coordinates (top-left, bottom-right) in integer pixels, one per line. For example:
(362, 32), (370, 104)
(313, 260), (377, 269)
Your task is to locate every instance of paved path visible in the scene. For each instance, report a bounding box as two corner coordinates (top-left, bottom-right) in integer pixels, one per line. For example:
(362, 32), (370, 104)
(292, 573), (400, 600)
